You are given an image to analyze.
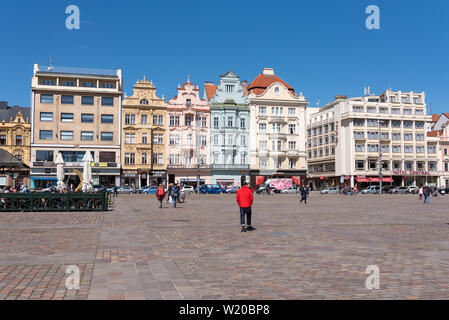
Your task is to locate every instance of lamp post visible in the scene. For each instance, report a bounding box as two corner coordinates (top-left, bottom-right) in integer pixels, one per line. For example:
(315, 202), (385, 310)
(196, 112), (201, 194)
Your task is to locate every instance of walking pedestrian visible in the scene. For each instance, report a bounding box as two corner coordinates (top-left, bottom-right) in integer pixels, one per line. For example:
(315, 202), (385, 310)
(418, 186), (423, 200)
(166, 184), (173, 204)
(236, 180), (254, 232)
(299, 186), (308, 204)
(423, 186), (430, 205)
(156, 184), (165, 209)
(172, 184), (179, 208)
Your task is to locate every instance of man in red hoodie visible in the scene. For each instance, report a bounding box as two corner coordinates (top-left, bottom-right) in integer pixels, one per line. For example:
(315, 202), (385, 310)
(236, 181), (254, 232)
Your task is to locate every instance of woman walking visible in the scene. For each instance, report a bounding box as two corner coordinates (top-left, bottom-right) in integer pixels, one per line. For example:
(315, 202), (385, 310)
(156, 184), (165, 209)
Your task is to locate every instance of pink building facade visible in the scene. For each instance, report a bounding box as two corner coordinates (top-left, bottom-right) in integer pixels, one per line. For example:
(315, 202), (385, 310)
(166, 78), (211, 186)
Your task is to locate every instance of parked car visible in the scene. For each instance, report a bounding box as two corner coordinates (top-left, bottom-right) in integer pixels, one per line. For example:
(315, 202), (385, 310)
(199, 184), (226, 194)
(320, 187), (339, 194)
(91, 185), (105, 192)
(439, 187), (449, 195)
(142, 186), (158, 194)
(226, 186), (239, 194)
(117, 186), (137, 194)
(281, 187), (300, 194)
(340, 187), (357, 195)
(182, 185), (195, 194)
(256, 184), (276, 194)
(390, 186), (408, 194)
(361, 186), (381, 194)
(382, 185), (394, 193)
(407, 186), (419, 194)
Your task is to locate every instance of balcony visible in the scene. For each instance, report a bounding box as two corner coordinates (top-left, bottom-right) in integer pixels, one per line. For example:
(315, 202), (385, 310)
(287, 150), (300, 157)
(257, 149), (270, 157)
(167, 164), (210, 169)
(269, 116), (287, 124)
(270, 150), (287, 157)
(269, 133), (287, 140)
(210, 164), (250, 169)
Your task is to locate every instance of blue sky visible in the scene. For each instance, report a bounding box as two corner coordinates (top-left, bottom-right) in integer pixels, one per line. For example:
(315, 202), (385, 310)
(0, 0), (448, 113)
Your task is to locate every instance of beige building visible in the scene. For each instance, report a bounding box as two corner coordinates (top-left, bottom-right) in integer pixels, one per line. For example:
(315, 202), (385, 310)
(121, 78), (166, 188)
(306, 89), (437, 190)
(30, 64), (122, 189)
(427, 114), (449, 188)
(0, 101), (31, 188)
(248, 68), (309, 187)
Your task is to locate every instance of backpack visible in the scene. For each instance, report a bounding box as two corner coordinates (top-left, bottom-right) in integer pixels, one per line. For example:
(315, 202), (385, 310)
(156, 188), (165, 196)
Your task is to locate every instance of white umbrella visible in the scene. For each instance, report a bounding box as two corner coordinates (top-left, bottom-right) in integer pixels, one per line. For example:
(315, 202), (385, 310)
(82, 151), (94, 192)
(56, 153), (66, 191)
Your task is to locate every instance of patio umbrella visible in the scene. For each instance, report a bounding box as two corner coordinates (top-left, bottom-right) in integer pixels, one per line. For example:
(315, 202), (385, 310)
(56, 153), (66, 191)
(82, 151), (94, 192)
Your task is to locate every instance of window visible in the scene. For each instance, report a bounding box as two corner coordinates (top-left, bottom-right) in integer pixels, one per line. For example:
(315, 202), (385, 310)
(81, 131), (94, 141)
(61, 95), (74, 104)
(445, 163), (449, 172)
(355, 160), (365, 170)
(272, 123), (282, 133)
(288, 108), (296, 116)
(288, 141), (296, 150)
(124, 153), (135, 164)
(15, 135), (22, 145)
(369, 160), (377, 170)
(381, 145), (389, 153)
(186, 99), (191, 107)
(367, 119), (377, 127)
(367, 144), (378, 152)
(392, 120), (401, 128)
(169, 115), (180, 126)
(60, 151), (93, 163)
(259, 106), (266, 115)
(445, 149), (448, 156)
(353, 106), (364, 113)
(40, 112), (53, 122)
(403, 109), (412, 115)
(240, 118), (246, 128)
(82, 96), (94, 105)
(61, 113), (74, 122)
(415, 109), (424, 115)
(101, 83), (114, 89)
(392, 145), (401, 153)
(125, 133), (136, 144)
(355, 144), (365, 152)
(401, 96), (409, 104)
(201, 135), (207, 146)
(141, 115), (147, 124)
(271, 106), (283, 116)
(169, 134), (180, 145)
(416, 134), (424, 141)
(101, 97), (114, 106)
(42, 79), (55, 86)
(241, 154), (246, 165)
(288, 124), (296, 134)
(259, 140), (267, 150)
(391, 108), (400, 114)
(428, 145), (436, 154)
(101, 132), (113, 141)
(152, 134), (163, 145)
(405, 161), (413, 170)
(403, 121), (413, 128)
(354, 132), (364, 139)
(392, 133), (401, 140)
(289, 159), (296, 169)
(367, 107), (376, 113)
(61, 81), (75, 87)
(413, 97), (421, 104)
(228, 117), (233, 127)
(140, 99), (149, 105)
(429, 162), (437, 172)
(142, 153), (147, 164)
(36, 150), (53, 162)
(417, 162), (425, 170)
(393, 161), (401, 170)
(39, 130), (52, 140)
(240, 135), (247, 146)
(81, 114), (94, 123)
(379, 108), (388, 114)
(225, 85), (234, 92)
(367, 132), (378, 140)
(260, 158), (267, 168)
(382, 160), (390, 170)
(101, 114), (113, 123)
(82, 82), (95, 88)
(213, 117), (219, 128)
(40, 94), (53, 104)
(60, 131), (73, 141)
(125, 114), (135, 125)
(353, 119), (365, 127)
(404, 145), (413, 153)
(185, 115), (192, 126)
(415, 122), (424, 129)
(99, 152), (115, 163)
(404, 133), (413, 141)
(259, 123), (267, 133)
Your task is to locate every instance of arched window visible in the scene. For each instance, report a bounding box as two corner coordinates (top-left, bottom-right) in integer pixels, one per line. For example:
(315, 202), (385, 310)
(140, 99), (149, 105)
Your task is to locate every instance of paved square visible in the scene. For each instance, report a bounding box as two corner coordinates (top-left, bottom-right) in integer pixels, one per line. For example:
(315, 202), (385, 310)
(1, 193), (449, 299)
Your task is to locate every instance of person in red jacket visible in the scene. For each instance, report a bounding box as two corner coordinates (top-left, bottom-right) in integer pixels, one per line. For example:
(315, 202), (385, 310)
(236, 181), (254, 232)
(156, 184), (165, 209)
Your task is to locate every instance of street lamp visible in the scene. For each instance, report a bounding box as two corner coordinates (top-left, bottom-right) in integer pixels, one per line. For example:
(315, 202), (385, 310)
(196, 112), (201, 194)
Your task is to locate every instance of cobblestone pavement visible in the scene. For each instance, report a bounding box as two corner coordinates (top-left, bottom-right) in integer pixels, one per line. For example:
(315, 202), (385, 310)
(1, 193), (449, 299)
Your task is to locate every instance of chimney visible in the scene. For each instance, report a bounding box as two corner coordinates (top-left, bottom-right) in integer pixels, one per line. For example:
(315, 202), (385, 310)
(262, 68), (275, 76)
(334, 95), (347, 100)
(0, 101), (8, 109)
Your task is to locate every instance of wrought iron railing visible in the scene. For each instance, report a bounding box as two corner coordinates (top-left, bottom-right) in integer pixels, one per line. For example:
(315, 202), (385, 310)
(0, 192), (108, 212)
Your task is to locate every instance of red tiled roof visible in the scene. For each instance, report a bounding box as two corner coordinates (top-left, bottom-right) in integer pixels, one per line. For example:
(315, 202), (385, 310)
(204, 83), (217, 100)
(443, 113), (449, 119)
(427, 130), (442, 137)
(247, 73), (296, 96)
(432, 114), (440, 122)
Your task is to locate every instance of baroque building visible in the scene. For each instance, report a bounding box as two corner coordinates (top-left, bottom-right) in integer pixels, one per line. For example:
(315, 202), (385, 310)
(248, 68), (309, 188)
(203, 71), (250, 187)
(0, 101), (31, 189)
(121, 78), (166, 188)
(166, 77), (211, 186)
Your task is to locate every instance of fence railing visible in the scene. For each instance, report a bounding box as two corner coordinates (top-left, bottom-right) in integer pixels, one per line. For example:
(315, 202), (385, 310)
(0, 192), (109, 212)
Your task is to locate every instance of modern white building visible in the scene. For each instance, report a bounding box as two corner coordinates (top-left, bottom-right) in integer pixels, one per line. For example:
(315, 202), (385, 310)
(306, 90), (438, 190)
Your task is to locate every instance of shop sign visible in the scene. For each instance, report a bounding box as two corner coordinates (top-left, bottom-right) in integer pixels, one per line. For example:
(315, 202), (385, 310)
(91, 163), (118, 168)
(392, 171), (429, 176)
(151, 171), (166, 177)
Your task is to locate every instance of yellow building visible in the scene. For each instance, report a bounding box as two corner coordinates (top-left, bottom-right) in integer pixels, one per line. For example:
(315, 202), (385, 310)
(121, 78), (166, 187)
(0, 101), (31, 188)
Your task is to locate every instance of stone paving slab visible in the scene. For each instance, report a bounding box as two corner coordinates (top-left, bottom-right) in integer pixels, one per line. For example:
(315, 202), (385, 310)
(0, 193), (448, 299)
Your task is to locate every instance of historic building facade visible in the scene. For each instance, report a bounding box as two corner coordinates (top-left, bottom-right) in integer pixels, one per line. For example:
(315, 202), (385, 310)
(121, 78), (166, 188)
(306, 90), (437, 190)
(0, 101), (31, 188)
(248, 68), (309, 188)
(30, 64), (122, 189)
(427, 113), (449, 188)
(166, 77), (211, 186)
(203, 71), (250, 187)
